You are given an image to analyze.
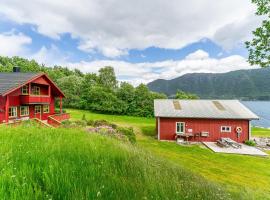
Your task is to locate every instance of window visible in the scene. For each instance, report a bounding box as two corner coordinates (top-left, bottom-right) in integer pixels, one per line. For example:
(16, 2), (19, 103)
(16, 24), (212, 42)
(43, 105), (50, 113)
(35, 106), (41, 114)
(20, 106), (29, 116)
(176, 122), (185, 134)
(221, 126), (231, 133)
(32, 86), (40, 95)
(9, 107), (17, 118)
(21, 85), (29, 95)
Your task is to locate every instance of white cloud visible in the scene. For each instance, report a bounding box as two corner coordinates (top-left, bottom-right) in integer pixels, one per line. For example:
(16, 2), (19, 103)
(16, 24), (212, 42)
(61, 50), (258, 86)
(213, 13), (264, 50)
(0, 31), (32, 56)
(30, 45), (70, 66)
(0, 0), (262, 57)
(186, 49), (209, 60)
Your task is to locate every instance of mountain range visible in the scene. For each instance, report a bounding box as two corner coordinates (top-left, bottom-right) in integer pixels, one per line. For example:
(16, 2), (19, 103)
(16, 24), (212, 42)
(147, 67), (270, 100)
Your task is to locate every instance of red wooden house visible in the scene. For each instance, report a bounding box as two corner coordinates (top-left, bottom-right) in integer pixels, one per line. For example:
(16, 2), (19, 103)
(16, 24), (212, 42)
(154, 99), (259, 143)
(0, 67), (69, 126)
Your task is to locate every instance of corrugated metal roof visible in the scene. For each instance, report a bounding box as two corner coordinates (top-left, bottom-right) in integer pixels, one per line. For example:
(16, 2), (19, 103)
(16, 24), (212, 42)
(0, 72), (41, 95)
(154, 99), (259, 120)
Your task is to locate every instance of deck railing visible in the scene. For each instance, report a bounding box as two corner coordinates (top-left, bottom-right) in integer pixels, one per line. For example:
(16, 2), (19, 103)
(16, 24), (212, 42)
(47, 113), (70, 127)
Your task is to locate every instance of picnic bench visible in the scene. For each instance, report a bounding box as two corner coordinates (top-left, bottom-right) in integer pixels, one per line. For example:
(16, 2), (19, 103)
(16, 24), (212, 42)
(217, 138), (242, 149)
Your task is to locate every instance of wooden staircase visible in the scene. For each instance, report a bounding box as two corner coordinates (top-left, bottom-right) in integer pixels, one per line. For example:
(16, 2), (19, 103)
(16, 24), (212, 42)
(33, 118), (54, 128)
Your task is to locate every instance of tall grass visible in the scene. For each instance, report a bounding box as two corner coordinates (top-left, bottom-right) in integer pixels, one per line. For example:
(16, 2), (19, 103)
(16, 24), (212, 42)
(0, 125), (228, 200)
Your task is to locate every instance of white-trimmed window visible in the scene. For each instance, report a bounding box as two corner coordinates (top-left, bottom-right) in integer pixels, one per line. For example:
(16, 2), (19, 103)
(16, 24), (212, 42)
(9, 107), (17, 118)
(20, 106), (29, 116)
(221, 126), (231, 133)
(32, 86), (40, 95)
(35, 105), (41, 114)
(21, 85), (29, 95)
(43, 105), (50, 113)
(176, 122), (185, 134)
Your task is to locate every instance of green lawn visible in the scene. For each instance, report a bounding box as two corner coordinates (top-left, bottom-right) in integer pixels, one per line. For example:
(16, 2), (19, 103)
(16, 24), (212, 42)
(252, 127), (270, 137)
(68, 109), (270, 200)
(0, 124), (228, 200)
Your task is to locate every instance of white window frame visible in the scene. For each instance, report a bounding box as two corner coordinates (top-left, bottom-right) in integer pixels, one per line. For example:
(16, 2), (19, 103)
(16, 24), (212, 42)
(176, 122), (185, 135)
(43, 105), (50, 113)
(221, 126), (231, 133)
(21, 85), (29, 95)
(35, 105), (41, 114)
(20, 106), (29, 116)
(32, 86), (40, 95)
(9, 107), (17, 118)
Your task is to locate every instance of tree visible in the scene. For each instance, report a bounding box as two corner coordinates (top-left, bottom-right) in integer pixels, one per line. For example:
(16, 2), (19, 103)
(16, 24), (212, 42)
(57, 75), (83, 108)
(98, 66), (118, 89)
(245, 0), (270, 67)
(81, 86), (127, 114)
(175, 90), (199, 99)
(116, 82), (136, 114)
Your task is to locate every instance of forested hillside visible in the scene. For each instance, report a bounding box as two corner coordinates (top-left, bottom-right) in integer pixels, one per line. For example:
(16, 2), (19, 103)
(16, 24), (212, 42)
(148, 68), (270, 100)
(0, 56), (166, 117)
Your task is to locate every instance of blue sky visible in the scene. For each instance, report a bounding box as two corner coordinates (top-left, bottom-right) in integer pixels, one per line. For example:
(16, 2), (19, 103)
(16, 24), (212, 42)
(0, 0), (261, 85)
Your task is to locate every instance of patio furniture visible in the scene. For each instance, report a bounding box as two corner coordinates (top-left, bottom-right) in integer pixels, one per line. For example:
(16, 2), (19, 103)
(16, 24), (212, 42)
(217, 138), (242, 149)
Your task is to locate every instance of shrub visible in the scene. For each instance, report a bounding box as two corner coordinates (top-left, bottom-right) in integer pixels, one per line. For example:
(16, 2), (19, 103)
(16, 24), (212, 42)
(245, 140), (256, 146)
(117, 127), (136, 144)
(74, 120), (87, 127)
(93, 119), (117, 129)
(62, 120), (72, 125)
(86, 119), (95, 126)
(93, 119), (110, 127)
(82, 114), (86, 121)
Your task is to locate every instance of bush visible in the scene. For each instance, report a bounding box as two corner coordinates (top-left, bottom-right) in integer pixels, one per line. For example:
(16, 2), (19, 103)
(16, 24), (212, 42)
(245, 140), (256, 146)
(82, 114), (86, 121)
(86, 119), (95, 126)
(62, 120), (72, 125)
(74, 120), (87, 127)
(117, 127), (136, 144)
(93, 120), (117, 129)
(93, 119), (110, 127)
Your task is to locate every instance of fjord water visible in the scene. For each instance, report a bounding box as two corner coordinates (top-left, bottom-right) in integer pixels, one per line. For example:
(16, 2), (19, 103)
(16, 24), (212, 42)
(242, 101), (270, 128)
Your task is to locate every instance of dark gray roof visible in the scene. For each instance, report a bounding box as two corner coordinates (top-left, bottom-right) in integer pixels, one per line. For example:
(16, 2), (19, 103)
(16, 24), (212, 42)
(0, 72), (41, 95)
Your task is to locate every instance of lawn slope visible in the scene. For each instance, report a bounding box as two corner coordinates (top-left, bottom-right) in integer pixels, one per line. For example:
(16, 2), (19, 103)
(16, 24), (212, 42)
(67, 109), (270, 200)
(252, 127), (270, 137)
(0, 125), (227, 200)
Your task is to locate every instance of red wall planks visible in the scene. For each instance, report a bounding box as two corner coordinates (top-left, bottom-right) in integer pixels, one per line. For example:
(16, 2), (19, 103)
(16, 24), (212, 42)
(158, 117), (249, 143)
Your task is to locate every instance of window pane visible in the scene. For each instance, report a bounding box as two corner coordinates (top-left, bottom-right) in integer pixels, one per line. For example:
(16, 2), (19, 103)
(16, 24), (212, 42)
(180, 124), (183, 132)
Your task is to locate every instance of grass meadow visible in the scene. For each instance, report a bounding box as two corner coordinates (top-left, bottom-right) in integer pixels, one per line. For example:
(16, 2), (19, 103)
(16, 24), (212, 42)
(0, 124), (227, 200)
(68, 109), (270, 199)
(252, 127), (270, 137)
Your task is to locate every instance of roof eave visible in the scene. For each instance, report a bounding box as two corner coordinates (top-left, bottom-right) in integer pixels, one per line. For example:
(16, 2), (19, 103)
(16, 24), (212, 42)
(155, 115), (259, 120)
(1, 73), (65, 98)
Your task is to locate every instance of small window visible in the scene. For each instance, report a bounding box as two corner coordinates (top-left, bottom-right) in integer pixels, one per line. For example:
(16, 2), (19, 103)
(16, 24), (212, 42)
(35, 106), (41, 114)
(32, 86), (40, 95)
(43, 105), (50, 113)
(221, 126), (231, 133)
(21, 85), (29, 95)
(9, 107), (17, 118)
(176, 122), (185, 134)
(20, 106), (29, 116)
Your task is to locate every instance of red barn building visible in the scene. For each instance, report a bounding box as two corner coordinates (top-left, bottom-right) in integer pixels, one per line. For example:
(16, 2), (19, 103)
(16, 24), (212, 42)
(154, 99), (259, 143)
(0, 67), (69, 126)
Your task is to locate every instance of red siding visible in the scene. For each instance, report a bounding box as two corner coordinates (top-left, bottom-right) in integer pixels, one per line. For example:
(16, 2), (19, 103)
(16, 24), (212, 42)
(158, 117), (249, 143)
(0, 75), (63, 123)
(0, 96), (5, 123)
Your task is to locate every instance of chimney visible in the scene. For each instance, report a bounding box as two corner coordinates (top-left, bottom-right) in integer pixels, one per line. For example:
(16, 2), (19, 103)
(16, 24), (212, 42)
(13, 66), (20, 73)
